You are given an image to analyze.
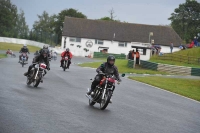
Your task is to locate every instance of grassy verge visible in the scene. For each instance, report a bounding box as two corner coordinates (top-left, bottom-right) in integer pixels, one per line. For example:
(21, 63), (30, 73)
(150, 58), (200, 68)
(0, 54), (6, 59)
(129, 76), (200, 101)
(79, 59), (168, 75)
(0, 42), (41, 52)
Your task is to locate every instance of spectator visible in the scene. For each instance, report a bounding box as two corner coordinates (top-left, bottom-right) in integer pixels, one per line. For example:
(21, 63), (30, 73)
(135, 49), (140, 65)
(170, 42), (173, 53)
(128, 50), (133, 60)
(132, 50), (135, 60)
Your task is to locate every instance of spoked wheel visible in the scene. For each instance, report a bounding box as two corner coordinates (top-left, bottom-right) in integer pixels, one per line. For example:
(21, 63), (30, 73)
(63, 61), (66, 71)
(33, 77), (41, 87)
(100, 91), (111, 110)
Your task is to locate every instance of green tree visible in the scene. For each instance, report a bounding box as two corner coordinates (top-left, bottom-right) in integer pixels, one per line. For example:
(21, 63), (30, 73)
(16, 9), (29, 39)
(54, 8), (87, 44)
(0, 0), (18, 37)
(169, 0), (200, 43)
(32, 11), (57, 43)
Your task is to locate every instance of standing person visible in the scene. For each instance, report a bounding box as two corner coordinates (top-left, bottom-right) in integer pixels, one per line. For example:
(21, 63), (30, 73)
(135, 49), (140, 64)
(170, 42), (173, 53)
(132, 50), (135, 60)
(128, 50), (133, 60)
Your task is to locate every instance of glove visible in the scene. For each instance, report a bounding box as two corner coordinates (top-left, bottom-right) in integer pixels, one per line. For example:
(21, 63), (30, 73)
(98, 71), (103, 74)
(118, 79), (122, 82)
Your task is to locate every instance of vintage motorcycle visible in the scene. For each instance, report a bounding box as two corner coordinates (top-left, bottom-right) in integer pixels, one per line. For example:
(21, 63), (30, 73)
(62, 56), (69, 71)
(85, 73), (125, 110)
(26, 62), (48, 87)
(20, 52), (28, 67)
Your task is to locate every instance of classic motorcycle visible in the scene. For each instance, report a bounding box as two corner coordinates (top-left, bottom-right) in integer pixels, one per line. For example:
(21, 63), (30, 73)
(85, 73), (125, 110)
(26, 62), (47, 87)
(20, 53), (28, 67)
(62, 56), (69, 71)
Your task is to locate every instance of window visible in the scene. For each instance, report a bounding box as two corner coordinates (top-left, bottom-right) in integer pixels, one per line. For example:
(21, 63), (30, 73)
(69, 37), (81, 42)
(118, 42), (127, 47)
(95, 39), (104, 45)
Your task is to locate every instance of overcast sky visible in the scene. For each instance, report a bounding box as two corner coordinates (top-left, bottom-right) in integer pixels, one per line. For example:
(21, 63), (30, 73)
(11, 0), (195, 29)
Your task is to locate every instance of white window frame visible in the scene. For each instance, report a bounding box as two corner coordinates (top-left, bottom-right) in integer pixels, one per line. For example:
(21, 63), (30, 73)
(69, 37), (81, 42)
(95, 39), (104, 45)
(118, 42), (127, 47)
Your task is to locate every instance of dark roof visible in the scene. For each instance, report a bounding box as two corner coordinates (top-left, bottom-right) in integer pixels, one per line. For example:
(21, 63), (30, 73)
(62, 17), (182, 46)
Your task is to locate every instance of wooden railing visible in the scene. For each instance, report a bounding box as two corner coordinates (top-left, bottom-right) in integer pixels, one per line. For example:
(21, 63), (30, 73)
(153, 53), (200, 65)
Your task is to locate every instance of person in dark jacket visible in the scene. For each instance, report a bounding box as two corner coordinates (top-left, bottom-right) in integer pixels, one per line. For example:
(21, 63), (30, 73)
(19, 44), (30, 62)
(87, 55), (121, 96)
(24, 49), (50, 77)
(39, 45), (50, 58)
(128, 50), (133, 60)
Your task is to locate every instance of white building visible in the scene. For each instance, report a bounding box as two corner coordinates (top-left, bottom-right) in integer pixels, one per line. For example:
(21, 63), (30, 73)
(61, 17), (182, 60)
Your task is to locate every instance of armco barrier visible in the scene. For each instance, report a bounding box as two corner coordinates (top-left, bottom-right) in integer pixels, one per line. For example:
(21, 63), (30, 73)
(93, 52), (126, 59)
(127, 60), (134, 68)
(139, 60), (200, 76)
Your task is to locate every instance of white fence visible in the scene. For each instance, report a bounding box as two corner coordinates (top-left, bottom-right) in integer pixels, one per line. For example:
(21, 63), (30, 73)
(0, 37), (64, 54)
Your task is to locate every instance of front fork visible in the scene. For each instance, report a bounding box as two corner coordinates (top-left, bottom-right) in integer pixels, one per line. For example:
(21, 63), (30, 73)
(102, 82), (107, 100)
(34, 68), (39, 79)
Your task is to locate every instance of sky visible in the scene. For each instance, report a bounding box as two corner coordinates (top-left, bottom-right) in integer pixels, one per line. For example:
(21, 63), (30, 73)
(11, 0), (196, 29)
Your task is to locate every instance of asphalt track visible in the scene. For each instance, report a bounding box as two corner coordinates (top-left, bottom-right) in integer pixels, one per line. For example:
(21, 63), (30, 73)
(0, 54), (200, 133)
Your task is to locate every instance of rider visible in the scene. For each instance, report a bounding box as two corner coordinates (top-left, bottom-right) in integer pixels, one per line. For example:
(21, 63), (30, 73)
(87, 55), (122, 96)
(6, 49), (12, 55)
(39, 45), (50, 58)
(24, 49), (50, 79)
(19, 44), (30, 62)
(60, 48), (72, 69)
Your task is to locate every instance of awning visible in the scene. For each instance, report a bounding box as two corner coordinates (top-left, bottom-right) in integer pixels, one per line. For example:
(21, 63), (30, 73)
(131, 46), (151, 49)
(98, 47), (109, 49)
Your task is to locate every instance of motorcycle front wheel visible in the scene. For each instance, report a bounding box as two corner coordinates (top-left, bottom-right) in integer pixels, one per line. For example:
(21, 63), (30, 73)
(100, 91), (112, 110)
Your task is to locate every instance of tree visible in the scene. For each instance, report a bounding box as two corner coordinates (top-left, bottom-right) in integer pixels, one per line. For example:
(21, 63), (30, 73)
(169, 0), (200, 43)
(0, 0), (18, 37)
(54, 8), (87, 44)
(32, 11), (57, 43)
(99, 8), (121, 22)
(16, 9), (29, 39)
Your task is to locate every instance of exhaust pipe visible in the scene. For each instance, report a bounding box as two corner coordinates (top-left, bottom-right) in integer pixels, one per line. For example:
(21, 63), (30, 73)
(85, 94), (93, 101)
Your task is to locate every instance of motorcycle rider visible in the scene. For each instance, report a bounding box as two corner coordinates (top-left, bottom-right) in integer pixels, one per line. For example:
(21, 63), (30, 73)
(39, 45), (50, 58)
(19, 44), (30, 62)
(60, 48), (72, 69)
(87, 55), (122, 99)
(24, 49), (50, 81)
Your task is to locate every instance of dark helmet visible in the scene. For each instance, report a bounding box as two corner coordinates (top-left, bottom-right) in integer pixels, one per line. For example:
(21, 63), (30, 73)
(107, 55), (115, 66)
(43, 45), (48, 49)
(66, 48), (69, 52)
(42, 49), (48, 58)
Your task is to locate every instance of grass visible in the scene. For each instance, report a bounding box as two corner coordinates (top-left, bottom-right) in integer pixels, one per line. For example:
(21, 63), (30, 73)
(150, 58), (200, 68)
(0, 42), (41, 52)
(150, 47), (200, 68)
(173, 47), (200, 57)
(79, 59), (168, 74)
(0, 54), (6, 59)
(129, 76), (200, 102)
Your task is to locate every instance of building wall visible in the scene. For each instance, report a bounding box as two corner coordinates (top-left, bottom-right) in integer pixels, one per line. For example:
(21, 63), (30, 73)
(160, 45), (180, 53)
(61, 36), (151, 60)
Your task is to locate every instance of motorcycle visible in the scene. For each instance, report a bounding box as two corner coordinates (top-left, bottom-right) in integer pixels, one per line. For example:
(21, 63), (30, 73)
(62, 56), (69, 71)
(85, 73), (125, 110)
(51, 52), (57, 61)
(20, 53), (28, 67)
(26, 62), (47, 87)
(6, 51), (16, 58)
